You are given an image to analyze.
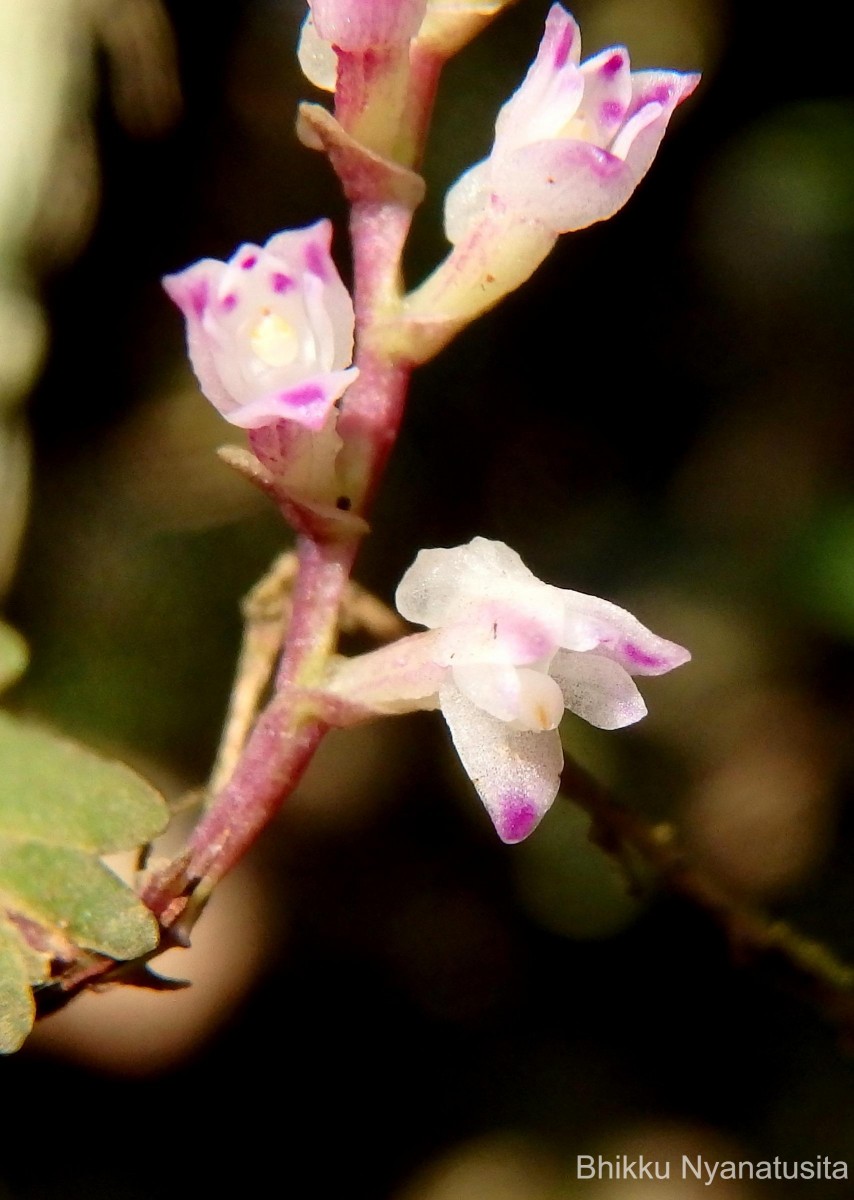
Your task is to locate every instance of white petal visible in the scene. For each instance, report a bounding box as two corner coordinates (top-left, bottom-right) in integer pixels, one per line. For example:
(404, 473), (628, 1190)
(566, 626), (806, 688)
(451, 662), (564, 730)
(395, 536), (543, 627)
(297, 13), (337, 92)
(440, 681), (562, 842)
(550, 649), (647, 729)
(443, 159), (491, 245)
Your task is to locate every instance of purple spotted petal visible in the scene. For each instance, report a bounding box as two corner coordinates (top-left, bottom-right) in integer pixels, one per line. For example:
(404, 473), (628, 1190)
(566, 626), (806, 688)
(439, 681), (562, 842)
(163, 219), (356, 433)
(577, 45), (633, 146)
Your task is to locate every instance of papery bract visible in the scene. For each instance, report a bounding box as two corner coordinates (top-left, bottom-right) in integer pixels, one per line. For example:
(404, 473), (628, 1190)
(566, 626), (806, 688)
(328, 538), (690, 843)
(163, 219), (357, 433)
(308, 0), (427, 51)
(445, 3), (700, 241)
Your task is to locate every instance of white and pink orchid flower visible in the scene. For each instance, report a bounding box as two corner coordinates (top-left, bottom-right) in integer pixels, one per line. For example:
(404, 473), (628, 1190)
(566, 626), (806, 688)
(163, 220), (357, 432)
(328, 537), (690, 843)
(445, 3), (700, 241)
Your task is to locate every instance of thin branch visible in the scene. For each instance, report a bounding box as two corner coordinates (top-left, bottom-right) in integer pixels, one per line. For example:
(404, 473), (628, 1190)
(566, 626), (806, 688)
(561, 759), (854, 1041)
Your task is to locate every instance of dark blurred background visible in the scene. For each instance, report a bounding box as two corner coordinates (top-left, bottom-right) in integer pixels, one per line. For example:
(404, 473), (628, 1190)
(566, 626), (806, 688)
(2, 0), (854, 1196)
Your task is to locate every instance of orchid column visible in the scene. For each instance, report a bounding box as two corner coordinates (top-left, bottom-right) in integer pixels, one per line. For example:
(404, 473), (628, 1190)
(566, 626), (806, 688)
(146, 1), (698, 932)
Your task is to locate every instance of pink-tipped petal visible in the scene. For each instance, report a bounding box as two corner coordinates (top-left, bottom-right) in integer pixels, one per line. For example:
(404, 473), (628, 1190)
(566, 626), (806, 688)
(494, 5), (583, 154)
(559, 589), (691, 676)
(577, 45), (633, 145)
(439, 682), (562, 842)
(615, 70), (700, 179)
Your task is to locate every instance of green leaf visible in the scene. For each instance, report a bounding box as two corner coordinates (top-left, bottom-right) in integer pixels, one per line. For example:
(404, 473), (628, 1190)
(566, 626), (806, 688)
(0, 713), (167, 852)
(0, 842), (158, 959)
(0, 714), (170, 1053)
(0, 621), (27, 693)
(0, 923), (34, 1055)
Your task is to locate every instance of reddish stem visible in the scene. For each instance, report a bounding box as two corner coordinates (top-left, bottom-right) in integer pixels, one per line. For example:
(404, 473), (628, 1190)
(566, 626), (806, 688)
(140, 36), (448, 936)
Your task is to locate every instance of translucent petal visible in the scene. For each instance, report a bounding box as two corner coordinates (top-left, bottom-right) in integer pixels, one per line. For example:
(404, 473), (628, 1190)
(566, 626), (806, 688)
(491, 139), (636, 233)
(327, 630), (446, 714)
(440, 681), (562, 842)
(550, 649), (647, 729)
(396, 537), (540, 627)
(452, 662), (563, 730)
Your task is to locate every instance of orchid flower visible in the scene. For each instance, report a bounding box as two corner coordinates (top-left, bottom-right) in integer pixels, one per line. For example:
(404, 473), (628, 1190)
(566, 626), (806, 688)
(163, 220), (357, 433)
(402, 5), (699, 360)
(445, 3), (700, 241)
(328, 538), (690, 843)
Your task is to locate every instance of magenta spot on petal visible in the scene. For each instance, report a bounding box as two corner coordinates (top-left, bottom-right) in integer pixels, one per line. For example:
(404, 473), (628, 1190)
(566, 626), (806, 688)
(649, 84), (672, 105)
(282, 383), (324, 408)
(552, 25), (574, 69)
(602, 53), (624, 77)
(601, 99), (624, 124)
(622, 642), (666, 669)
(241, 254), (258, 270)
(304, 241), (330, 281)
(220, 292), (238, 312)
(588, 147), (620, 177)
(271, 272), (293, 294)
(189, 283), (208, 317)
(497, 794), (539, 844)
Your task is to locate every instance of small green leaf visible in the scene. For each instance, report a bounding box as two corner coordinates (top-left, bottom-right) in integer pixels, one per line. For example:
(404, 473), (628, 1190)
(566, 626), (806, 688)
(0, 621), (27, 693)
(0, 842), (158, 959)
(0, 715), (170, 1053)
(0, 923), (35, 1055)
(0, 713), (168, 852)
